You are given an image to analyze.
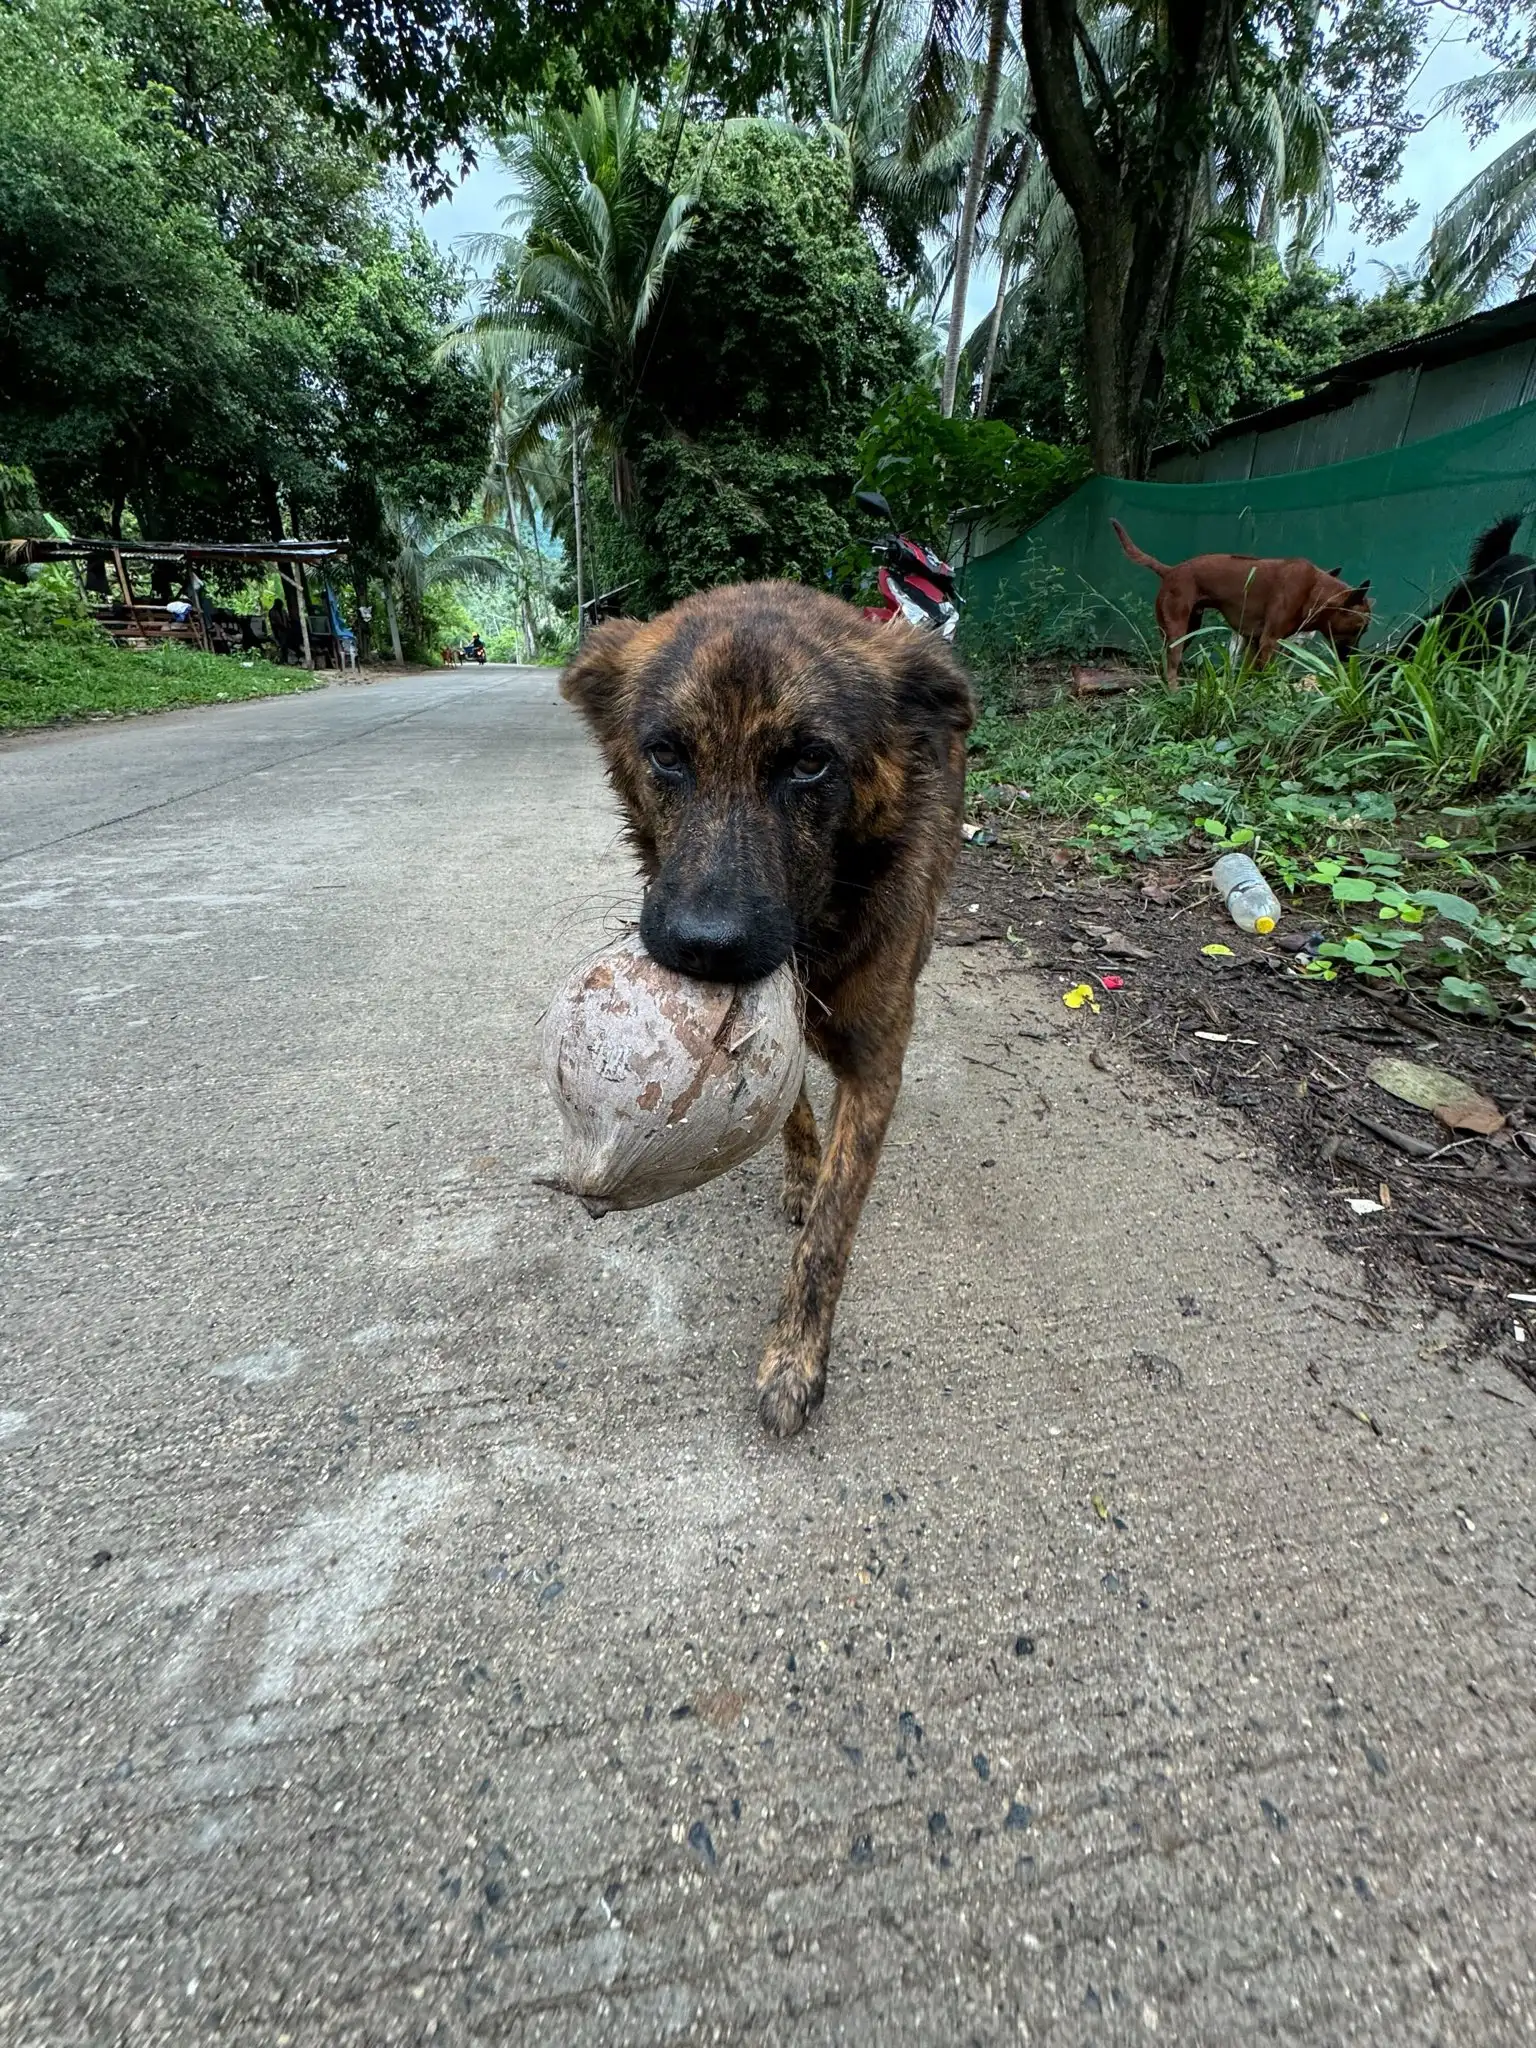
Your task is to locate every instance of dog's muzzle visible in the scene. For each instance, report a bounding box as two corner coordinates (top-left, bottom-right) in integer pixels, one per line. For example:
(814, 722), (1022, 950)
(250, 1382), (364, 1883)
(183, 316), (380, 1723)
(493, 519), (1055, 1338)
(640, 880), (795, 986)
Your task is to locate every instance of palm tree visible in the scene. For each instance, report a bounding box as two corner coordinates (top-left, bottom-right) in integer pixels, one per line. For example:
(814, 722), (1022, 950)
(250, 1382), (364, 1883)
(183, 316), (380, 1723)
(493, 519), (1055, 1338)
(443, 85), (697, 513)
(792, 0), (968, 287)
(935, 0), (1012, 416)
(1427, 65), (1536, 304)
(381, 506), (521, 654)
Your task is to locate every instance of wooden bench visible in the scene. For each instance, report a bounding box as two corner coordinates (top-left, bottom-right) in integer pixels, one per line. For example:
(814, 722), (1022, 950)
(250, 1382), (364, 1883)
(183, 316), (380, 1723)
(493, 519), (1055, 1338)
(92, 607), (203, 649)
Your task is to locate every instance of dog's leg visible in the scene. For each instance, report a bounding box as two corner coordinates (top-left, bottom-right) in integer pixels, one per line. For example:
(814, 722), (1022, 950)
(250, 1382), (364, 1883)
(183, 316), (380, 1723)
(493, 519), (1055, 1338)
(780, 1083), (820, 1226)
(757, 1047), (905, 1439)
(1157, 591), (1191, 686)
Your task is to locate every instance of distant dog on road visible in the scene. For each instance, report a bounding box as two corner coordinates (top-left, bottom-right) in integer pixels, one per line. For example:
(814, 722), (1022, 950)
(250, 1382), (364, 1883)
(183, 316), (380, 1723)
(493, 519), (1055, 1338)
(1400, 515), (1536, 655)
(1111, 520), (1372, 682)
(561, 582), (975, 1437)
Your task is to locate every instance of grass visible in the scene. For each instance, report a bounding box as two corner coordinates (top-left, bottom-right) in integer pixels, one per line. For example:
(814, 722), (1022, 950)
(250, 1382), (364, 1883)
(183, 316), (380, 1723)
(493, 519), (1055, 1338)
(0, 614), (325, 730)
(964, 616), (1536, 1022)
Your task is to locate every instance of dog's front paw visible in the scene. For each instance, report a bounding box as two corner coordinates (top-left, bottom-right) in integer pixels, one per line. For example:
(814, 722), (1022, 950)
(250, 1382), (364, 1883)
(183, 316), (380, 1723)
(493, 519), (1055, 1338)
(756, 1343), (826, 1439)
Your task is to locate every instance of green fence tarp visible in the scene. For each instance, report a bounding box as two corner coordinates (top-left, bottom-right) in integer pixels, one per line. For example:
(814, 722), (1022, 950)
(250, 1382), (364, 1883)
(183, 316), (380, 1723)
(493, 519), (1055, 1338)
(962, 399), (1536, 650)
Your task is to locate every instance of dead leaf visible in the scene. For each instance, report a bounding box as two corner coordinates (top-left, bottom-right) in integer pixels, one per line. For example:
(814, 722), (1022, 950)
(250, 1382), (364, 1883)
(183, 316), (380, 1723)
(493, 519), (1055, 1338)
(1366, 1056), (1505, 1135)
(1088, 925), (1154, 960)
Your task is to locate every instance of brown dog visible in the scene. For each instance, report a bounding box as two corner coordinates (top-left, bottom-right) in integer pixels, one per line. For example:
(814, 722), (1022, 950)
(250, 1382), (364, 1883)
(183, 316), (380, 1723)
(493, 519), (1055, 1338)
(560, 581), (975, 1437)
(1112, 520), (1371, 681)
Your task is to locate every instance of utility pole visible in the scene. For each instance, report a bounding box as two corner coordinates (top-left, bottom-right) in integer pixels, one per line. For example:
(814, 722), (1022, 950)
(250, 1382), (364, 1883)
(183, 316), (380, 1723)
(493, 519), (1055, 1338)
(571, 427), (586, 642)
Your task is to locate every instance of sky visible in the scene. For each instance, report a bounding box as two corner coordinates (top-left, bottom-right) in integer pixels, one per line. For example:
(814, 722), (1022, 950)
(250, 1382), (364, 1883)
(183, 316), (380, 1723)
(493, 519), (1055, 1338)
(421, 22), (1514, 319)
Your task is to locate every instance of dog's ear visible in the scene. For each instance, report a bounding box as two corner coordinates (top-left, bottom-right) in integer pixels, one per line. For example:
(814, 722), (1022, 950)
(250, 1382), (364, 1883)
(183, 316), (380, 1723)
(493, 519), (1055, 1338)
(1326, 565), (1342, 578)
(560, 618), (646, 754)
(886, 632), (977, 744)
(1341, 581), (1371, 604)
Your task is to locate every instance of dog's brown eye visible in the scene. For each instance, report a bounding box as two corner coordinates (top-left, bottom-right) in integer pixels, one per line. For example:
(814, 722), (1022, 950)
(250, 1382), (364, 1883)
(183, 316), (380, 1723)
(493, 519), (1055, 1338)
(789, 747), (831, 784)
(647, 742), (684, 777)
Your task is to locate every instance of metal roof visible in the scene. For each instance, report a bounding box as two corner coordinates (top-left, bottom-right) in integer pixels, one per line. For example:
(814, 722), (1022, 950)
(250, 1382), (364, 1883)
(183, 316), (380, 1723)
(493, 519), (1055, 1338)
(7, 537), (348, 564)
(1150, 292), (1536, 466)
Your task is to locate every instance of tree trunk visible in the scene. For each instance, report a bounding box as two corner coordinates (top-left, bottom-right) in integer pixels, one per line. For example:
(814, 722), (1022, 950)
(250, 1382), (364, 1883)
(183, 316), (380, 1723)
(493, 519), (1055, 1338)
(975, 259), (1011, 417)
(1078, 213), (1135, 475)
(1017, 0), (1236, 475)
(571, 433), (586, 640)
(385, 587), (404, 664)
(941, 0), (1011, 418)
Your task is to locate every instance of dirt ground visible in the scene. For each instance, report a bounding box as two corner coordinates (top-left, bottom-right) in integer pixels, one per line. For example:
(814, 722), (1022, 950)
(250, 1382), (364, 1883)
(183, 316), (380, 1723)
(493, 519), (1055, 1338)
(940, 833), (1536, 1392)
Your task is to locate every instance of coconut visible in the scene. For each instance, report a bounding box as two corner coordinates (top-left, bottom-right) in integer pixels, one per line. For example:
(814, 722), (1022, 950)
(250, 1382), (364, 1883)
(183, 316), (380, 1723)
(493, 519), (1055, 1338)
(540, 931), (806, 1216)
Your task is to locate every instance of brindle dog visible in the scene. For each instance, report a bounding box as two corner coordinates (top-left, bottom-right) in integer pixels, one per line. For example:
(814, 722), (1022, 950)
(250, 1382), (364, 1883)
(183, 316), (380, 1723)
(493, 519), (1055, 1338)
(560, 579), (975, 1438)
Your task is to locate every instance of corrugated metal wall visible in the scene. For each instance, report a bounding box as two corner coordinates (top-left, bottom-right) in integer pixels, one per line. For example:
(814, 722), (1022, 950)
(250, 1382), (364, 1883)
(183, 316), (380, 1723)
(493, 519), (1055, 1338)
(1151, 342), (1536, 484)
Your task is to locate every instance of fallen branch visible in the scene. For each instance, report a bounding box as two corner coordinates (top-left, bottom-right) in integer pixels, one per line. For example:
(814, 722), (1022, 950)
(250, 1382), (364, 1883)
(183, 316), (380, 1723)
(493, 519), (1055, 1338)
(1351, 1112), (1439, 1159)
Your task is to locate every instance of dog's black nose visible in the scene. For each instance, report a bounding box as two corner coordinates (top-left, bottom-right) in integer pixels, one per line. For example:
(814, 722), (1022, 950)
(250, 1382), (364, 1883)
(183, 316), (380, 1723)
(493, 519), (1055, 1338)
(641, 890), (792, 984)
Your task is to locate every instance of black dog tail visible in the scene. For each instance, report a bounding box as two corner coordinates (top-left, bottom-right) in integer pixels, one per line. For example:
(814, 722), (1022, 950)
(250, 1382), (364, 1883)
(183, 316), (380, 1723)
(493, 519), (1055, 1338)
(1468, 516), (1523, 576)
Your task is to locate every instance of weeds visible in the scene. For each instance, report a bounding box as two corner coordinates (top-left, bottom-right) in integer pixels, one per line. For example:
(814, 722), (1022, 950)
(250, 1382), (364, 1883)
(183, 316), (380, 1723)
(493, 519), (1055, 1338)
(966, 615), (1536, 1020)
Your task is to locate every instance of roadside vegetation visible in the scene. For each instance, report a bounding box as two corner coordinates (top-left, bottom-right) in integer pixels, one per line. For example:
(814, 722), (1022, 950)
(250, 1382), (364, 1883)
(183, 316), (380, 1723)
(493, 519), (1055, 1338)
(967, 610), (1536, 1023)
(0, 579), (322, 729)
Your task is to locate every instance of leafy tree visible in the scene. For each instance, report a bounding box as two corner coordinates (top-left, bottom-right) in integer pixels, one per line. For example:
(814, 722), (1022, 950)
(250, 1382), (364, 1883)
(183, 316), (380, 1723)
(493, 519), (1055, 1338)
(781, 0), (966, 289)
(1006, 0), (1448, 472)
(447, 87), (699, 511)
(856, 381), (1087, 538)
(251, 0), (781, 192)
(1427, 62), (1536, 302)
(989, 246), (1453, 451)
(1014, 0), (1242, 474)
(0, 0), (266, 530)
(0, 0), (485, 560)
(308, 234), (490, 572)
(622, 119), (921, 603)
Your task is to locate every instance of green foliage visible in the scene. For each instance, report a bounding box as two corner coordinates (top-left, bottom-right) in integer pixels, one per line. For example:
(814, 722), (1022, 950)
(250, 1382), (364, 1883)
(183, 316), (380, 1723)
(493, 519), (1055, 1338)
(1158, 245), (1464, 450)
(634, 435), (856, 603)
(856, 383), (1088, 543)
(639, 122), (919, 443)
(256, 0), (678, 191)
(613, 120), (921, 607)
(0, 465), (54, 544)
(0, 621), (321, 728)
(968, 623), (1536, 1010)
(990, 250), (1456, 453)
(0, 0), (264, 526)
(465, 85), (700, 506)
(0, 0), (485, 555)
(419, 581), (477, 654)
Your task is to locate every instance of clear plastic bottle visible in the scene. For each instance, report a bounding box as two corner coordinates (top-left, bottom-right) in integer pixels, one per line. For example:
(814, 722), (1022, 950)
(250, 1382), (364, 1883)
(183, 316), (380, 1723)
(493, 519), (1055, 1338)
(1211, 852), (1282, 934)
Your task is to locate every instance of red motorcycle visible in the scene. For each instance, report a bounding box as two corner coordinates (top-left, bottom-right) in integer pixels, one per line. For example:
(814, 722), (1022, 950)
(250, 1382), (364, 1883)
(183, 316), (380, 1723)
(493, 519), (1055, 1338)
(855, 489), (960, 642)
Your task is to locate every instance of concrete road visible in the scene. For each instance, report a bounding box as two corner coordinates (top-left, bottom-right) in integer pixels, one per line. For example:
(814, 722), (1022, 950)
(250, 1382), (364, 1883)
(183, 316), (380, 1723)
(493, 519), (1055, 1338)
(2, 668), (1533, 2046)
